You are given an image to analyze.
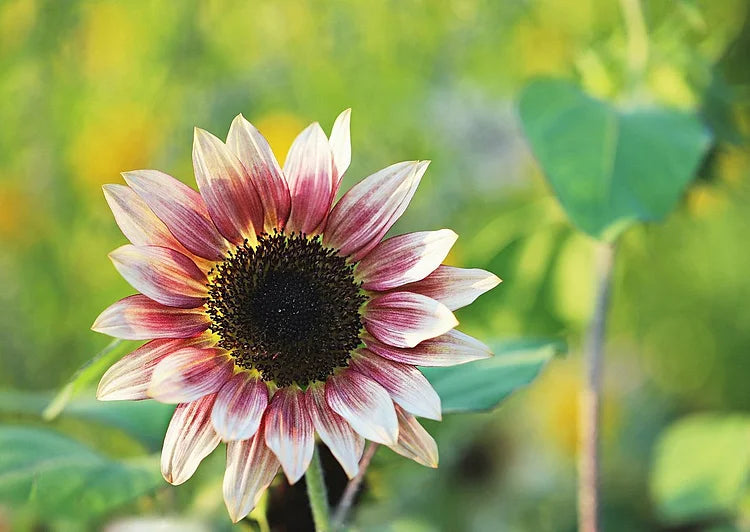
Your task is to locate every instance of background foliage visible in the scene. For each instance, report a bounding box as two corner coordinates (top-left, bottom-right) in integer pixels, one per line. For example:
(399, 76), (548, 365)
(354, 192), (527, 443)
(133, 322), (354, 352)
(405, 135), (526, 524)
(0, 0), (748, 530)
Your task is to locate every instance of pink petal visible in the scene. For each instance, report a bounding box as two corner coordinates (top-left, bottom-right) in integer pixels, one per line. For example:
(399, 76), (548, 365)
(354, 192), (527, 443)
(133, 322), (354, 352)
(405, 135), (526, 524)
(356, 229), (458, 291)
(123, 169), (228, 262)
(109, 245), (208, 309)
(363, 292), (458, 349)
(224, 423), (280, 523)
(363, 329), (492, 367)
(305, 383), (364, 478)
(97, 335), (214, 401)
(193, 128), (264, 245)
(227, 114), (291, 232)
(161, 393), (221, 484)
(284, 122), (337, 235)
(263, 387), (314, 484)
(211, 372), (269, 442)
(398, 265), (501, 311)
(350, 350), (441, 421)
(148, 347), (234, 404)
(389, 405), (438, 468)
(103, 184), (214, 273)
(325, 370), (398, 445)
(91, 294), (210, 340)
(323, 161), (428, 261)
(329, 108), (351, 182)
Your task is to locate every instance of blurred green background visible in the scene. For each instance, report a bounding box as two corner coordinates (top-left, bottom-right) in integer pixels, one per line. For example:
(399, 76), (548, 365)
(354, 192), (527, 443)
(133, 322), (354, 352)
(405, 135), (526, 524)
(1, 0), (749, 530)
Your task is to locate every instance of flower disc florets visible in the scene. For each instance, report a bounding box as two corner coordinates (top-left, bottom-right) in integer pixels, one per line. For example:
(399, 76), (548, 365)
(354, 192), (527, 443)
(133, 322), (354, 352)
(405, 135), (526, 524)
(206, 231), (366, 387)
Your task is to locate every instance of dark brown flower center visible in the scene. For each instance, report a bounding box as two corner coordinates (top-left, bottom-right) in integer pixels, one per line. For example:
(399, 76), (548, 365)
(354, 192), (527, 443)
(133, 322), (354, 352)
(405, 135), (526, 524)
(206, 231), (366, 387)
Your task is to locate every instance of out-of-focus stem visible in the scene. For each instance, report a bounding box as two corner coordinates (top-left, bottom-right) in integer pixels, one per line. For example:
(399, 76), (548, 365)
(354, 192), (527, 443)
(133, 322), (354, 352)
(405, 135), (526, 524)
(306, 445), (331, 531)
(332, 442), (379, 530)
(578, 242), (615, 532)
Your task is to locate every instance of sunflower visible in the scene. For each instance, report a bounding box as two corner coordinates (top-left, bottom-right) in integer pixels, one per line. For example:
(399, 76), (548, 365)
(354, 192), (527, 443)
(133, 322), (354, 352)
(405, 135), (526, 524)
(93, 109), (500, 522)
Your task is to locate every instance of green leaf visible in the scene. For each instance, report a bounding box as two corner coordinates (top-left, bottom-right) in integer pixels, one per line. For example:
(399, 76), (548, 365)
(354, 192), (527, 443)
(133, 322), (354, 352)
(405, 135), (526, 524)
(650, 414), (750, 524)
(0, 425), (162, 519)
(421, 339), (564, 413)
(518, 79), (712, 241)
(43, 338), (128, 420)
(0, 390), (173, 449)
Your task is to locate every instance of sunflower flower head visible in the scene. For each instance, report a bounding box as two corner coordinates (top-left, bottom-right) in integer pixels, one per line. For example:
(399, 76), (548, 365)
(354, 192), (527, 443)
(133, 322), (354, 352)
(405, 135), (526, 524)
(93, 109), (501, 522)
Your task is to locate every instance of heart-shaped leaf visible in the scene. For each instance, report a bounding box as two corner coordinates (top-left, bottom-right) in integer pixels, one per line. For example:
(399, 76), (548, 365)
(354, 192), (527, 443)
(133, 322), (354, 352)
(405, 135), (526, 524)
(518, 79), (712, 241)
(422, 338), (564, 413)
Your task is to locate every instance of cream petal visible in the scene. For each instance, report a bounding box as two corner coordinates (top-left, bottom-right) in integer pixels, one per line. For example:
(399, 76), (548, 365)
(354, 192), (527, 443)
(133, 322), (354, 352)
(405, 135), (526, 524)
(148, 347), (233, 404)
(123, 169), (228, 261)
(193, 128), (264, 245)
(363, 329), (492, 367)
(350, 350), (441, 421)
(91, 294), (210, 340)
(97, 335), (214, 401)
(305, 383), (364, 478)
(325, 370), (398, 445)
(389, 405), (438, 468)
(223, 425), (280, 523)
(329, 108), (352, 181)
(161, 393), (221, 485)
(323, 161), (428, 261)
(356, 229), (458, 291)
(227, 114), (291, 231)
(263, 387), (314, 484)
(284, 123), (336, 235)
(109, 245), (207, 308)
(363, 292), (458, 349)
(211, 372), (269, 442)
(398, 265), (501, 311)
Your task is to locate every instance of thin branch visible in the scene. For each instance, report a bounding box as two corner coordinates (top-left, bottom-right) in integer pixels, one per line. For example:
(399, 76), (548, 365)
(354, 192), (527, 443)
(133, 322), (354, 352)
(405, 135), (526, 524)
(332, 442), (379, 530)
(578, 241), (616, 532)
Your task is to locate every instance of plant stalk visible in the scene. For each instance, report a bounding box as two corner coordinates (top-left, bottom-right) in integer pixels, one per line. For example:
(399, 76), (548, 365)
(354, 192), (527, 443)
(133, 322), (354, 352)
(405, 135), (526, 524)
(306, 445), (331, 531)
(332, 442), (379, 530)
(578, 241), (615, 532)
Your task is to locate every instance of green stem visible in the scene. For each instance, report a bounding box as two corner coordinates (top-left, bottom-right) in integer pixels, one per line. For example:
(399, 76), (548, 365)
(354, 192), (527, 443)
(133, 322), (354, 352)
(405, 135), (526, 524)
(306, 445), (331, 531)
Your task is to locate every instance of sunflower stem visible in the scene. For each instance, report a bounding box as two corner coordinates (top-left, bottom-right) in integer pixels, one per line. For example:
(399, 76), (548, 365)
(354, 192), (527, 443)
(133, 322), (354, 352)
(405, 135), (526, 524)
(577, 241), (616, 532)
(306, 445), (331, 531)
(332, 442), (378, 530)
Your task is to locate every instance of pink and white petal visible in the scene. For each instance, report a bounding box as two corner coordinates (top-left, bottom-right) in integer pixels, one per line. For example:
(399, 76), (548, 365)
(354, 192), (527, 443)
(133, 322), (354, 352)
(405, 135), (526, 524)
(363, 329), (492, 367)
(325, 370), (398, 445)
(91, 295), (210, 340)
(148, 347), (234, 404)
(264, 387), (314, 484)
(363, 292), (458, 349)
(284, 123), (336, 235)
(356, 230), (458, 291)
(224, 425), (280, 523)
(323, 160), (428, 261)
(389, 405), (438, 468)
(97, 335), (214, 401)
(227, 114), (291, 232)
(211, 372), (269, 442)
(109, 245), (208, 308)
(350, 350), (441, 421)
(306, 383), (364, 478)
(193, 128), (264, 244)
(123, 170), (228, 262)
(103, 184), (214, 273)
(329, 108), (351, 182)
(161, 393), (221, 485)
(399, 265), (501, 311)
